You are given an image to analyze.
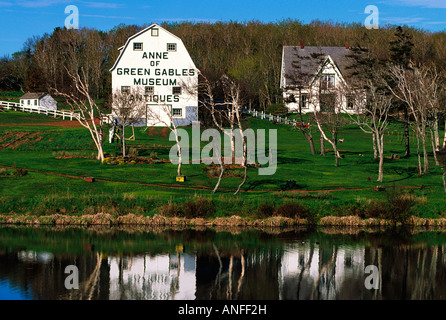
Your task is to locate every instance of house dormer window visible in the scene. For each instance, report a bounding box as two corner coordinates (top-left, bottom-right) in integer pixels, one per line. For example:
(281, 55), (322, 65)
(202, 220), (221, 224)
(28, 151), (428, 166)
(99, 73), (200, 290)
(133, 42), (143, 51)
(320, 74), (335, 90)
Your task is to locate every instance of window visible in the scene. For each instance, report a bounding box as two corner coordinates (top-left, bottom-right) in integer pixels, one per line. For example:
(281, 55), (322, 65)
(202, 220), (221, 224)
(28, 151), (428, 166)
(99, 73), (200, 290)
(34, 99), (38, 105)
(346, 95), (355, 110)
(172, 108), (182, 117)
(133, 42), (143, 51)
(167, 43), (177, 52)
(121, 86), (130, 93)
(300, 94), (309, 109)
(172, 86), (182, 95)
(145, 86), (154, 95)
(27, 100), (30, 105)
(320, 74), (335, 90)
(151, 28), (159, 37)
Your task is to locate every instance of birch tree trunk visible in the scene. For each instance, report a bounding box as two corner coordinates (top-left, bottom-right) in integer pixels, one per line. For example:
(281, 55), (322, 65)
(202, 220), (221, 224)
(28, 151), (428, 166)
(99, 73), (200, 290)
(320, 136), (325, 156)
(443, 120), (446, 148)
(421, 124), (429, 174)
(377, 133), (385, 182)
(372, 133), (379, 160)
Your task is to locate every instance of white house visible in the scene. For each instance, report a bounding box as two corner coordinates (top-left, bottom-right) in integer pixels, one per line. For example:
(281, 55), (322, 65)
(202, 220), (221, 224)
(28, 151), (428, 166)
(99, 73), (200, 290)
(280, 43), (363, 114)
(110, 23), (199, 127)
(20, 92), (58, 110)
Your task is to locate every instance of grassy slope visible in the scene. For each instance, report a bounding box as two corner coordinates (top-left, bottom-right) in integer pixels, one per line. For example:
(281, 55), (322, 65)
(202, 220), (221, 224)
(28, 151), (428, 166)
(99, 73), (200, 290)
(0, 111), (445, 218)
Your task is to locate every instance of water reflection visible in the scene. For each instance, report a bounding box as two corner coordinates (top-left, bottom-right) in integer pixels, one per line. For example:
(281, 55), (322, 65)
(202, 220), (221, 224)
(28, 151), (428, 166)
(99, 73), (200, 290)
(0, 226), (446, 300)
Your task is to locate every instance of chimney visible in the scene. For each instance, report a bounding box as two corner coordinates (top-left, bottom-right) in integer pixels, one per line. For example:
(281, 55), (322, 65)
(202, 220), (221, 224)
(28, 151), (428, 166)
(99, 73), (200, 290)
(345, 42), (349, 49)
(300, 41), (304, 49)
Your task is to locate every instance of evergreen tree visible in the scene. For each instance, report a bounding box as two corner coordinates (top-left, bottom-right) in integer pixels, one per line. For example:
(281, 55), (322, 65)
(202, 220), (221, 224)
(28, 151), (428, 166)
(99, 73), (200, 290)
(389, 26), (414, 158)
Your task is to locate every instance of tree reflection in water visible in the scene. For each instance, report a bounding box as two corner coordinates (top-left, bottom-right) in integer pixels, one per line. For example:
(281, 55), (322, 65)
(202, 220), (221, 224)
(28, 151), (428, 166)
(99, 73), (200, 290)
(0, 226), (446, 300)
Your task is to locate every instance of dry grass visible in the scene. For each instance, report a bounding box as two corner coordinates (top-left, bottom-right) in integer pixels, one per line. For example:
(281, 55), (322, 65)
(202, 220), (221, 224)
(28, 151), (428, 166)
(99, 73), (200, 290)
(1, 213), (446, 228)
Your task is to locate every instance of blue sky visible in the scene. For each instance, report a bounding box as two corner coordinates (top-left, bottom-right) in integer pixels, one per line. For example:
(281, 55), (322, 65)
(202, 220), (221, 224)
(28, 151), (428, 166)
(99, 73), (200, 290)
(0, 0), (445, 56)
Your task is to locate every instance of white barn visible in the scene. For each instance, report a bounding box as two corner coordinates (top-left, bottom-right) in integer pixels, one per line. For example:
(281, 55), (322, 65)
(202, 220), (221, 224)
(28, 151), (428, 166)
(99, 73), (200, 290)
(110, 23), (198, 127)
(280, 43), (363, 114)
(20, 92), (57, 110)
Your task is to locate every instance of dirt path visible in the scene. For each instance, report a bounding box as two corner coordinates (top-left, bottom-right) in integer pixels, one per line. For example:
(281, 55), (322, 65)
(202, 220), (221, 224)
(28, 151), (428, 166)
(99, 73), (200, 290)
(0, 163), (422, 193)
(0, 163), (212, 191)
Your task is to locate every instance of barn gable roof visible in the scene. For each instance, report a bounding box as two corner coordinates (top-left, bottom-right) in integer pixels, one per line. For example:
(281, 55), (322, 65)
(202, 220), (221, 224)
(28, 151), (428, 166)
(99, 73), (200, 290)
(109, 23), (193, 72)
(282, 46), (356, 88)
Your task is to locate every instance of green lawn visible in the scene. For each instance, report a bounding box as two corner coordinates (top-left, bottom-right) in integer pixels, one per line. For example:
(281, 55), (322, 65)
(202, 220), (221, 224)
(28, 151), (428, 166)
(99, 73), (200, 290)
(0, 110), (445, 219)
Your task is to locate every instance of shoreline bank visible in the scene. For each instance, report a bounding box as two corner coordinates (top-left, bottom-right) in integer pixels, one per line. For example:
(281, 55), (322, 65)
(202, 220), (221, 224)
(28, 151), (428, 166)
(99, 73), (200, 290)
(1, 213), (446, 228)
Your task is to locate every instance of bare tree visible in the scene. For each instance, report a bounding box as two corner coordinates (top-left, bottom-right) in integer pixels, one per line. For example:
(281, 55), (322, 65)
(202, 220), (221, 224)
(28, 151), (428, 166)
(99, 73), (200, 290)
(386, 64), (439, 176)
(196, 73), (250, 194)
(146, 102), (196, 178)
(52, 68), (105, 162)
(436, 147), (446, 193)
(346, 78), (392, 182)
(111, 86), (147, 157)
(283, 47), (318, 155)
(310, 79), (346, 167)
(197, 74), (229, 193)
(221, 76), (249, 195)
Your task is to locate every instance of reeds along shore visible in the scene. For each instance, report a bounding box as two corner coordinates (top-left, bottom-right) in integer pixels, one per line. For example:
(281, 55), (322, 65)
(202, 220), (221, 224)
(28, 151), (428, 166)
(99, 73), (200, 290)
(1, 212), (446, 228)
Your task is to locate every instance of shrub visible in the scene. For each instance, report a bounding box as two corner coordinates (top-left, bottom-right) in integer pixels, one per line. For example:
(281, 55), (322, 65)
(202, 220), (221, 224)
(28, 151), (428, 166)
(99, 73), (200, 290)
(14, 168), (28, 177)
(150, 151), (158, 159)
(274, 201), (317, 224)
(159, 202), (182, 217)
(257, 202), (276, 218)
(182, 197), (216, 218)
(265, 103), (288, 116)
(361, 188), (415, 225)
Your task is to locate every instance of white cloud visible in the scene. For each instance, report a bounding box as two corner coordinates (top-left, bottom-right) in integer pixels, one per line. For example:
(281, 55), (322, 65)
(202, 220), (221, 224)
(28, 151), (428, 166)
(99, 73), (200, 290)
(154, 18), (217, 23)
(385, 0), (446, 9)
(82, 2), (123, 9)
(381, 16), (426, 24)
(14, 0), (71, 7)
(81, 14), (134, 20)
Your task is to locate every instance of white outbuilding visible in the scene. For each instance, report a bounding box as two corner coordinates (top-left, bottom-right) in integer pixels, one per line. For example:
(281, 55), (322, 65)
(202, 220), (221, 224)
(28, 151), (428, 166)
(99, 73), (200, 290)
(110, 23), (199, 127)
(20, 92), (58, 110)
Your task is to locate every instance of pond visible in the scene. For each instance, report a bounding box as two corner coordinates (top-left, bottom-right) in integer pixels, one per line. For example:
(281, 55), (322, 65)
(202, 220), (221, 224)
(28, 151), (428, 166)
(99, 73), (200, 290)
(1, 225), (446, 300)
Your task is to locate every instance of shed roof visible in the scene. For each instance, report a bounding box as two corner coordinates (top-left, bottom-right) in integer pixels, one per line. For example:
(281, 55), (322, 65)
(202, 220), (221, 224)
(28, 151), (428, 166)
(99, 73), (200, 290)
(20, 92), (48, 100)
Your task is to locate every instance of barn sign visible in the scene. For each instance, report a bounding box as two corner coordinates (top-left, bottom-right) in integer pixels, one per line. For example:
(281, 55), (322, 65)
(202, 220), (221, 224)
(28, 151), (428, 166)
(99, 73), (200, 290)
(110, 23), (198, 127)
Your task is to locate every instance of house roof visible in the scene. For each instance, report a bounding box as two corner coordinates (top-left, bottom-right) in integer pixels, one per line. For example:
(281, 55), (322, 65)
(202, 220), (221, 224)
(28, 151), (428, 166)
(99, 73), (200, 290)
(20, 92), (48, 100)
(282, 46), (356, 87)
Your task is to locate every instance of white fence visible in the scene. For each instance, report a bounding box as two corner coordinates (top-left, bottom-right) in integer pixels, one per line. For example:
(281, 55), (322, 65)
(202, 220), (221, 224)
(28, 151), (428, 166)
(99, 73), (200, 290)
(244, 109), (308, 127)
(0, 100), (80, 120)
